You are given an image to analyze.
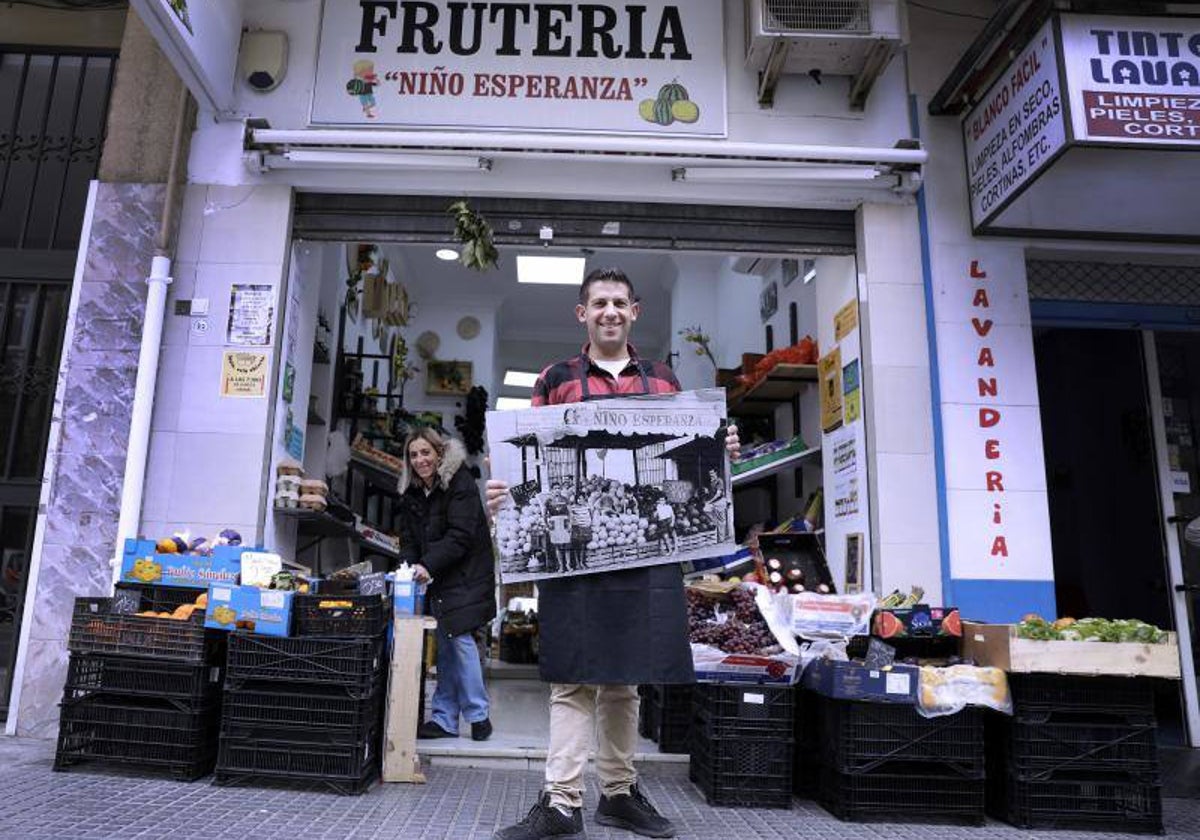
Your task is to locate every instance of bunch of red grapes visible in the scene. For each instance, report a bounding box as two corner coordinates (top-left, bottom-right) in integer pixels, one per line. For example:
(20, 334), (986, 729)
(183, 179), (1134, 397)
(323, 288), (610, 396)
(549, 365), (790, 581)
(686, 588), (780, 655)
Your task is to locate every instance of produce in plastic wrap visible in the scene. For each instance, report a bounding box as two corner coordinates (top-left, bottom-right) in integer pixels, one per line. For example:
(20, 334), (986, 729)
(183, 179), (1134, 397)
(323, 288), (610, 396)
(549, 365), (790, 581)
(1016, 614), (1168, 643)
(918, 664), (1012, 718)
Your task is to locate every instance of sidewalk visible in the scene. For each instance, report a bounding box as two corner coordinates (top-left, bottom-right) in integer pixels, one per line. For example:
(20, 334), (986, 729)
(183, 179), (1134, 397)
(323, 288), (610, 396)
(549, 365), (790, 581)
(1, 736), (1197, 840)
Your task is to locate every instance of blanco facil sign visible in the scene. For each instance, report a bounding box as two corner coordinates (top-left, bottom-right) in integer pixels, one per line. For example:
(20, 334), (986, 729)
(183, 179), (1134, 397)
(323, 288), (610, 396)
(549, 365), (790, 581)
(1061, 13), (1200, 146)
(963, 18), (1067, 229)
(311, 0), (727, 135)
(130, 0), (241, 114)
(933, 248), (1055, 582)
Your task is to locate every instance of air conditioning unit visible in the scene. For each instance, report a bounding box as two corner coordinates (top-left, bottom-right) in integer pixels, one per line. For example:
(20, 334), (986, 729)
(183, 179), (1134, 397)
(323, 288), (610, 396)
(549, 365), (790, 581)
(745, 0), (904, 103)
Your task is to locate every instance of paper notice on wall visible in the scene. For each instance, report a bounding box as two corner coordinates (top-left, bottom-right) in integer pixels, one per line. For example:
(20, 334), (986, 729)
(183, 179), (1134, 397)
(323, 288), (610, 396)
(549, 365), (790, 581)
(842, 358), (861, 425)
(834, 299), (858, 342)
(227, 284), (275, 346)
(1171, 470), (1191, 495)
(819, 348), (843, 432)
(220, 350), (268, 397)
(834, 474), (860, 520)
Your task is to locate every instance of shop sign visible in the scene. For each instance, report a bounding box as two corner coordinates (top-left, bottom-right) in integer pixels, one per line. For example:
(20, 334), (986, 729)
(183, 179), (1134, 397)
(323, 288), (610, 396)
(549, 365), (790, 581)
(1060, 14), (1200, 147)
(128, 0), (241, 114)
(311, 0), (727, 136)
(962, 17), (1067, 230)
(220, 351), (269, 398)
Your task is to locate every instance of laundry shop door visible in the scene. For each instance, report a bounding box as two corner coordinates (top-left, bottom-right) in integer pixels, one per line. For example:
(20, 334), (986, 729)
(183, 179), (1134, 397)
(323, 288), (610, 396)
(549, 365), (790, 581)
(0, 47), (117, 715)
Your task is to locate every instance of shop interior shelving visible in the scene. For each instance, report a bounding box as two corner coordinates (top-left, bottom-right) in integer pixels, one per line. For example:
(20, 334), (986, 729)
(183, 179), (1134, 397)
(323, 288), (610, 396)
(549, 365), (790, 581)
(726, 363), (818, 416)
(732, 444), (821, 486)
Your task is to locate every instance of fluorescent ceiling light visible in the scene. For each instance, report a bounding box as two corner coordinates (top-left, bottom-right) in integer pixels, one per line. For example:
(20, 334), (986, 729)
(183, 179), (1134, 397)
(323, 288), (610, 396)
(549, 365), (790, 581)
(496, 397), (532, 411)
(436, 248), (460, 261)
(504, 370), (539, 388)
(517, 255), (586, 286)
(672, 165), (885, 184)
(261, 150), (493, 172)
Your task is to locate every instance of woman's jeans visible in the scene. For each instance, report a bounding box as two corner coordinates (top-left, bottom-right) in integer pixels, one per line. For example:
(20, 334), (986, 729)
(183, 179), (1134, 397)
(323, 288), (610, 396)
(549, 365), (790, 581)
(431, 624), (490, 733)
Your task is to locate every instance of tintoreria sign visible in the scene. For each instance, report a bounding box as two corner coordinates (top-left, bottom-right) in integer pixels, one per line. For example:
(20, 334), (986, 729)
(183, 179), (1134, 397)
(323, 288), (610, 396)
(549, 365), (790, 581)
(963, 13), (1200, 231)
(311, 0), (727, 136)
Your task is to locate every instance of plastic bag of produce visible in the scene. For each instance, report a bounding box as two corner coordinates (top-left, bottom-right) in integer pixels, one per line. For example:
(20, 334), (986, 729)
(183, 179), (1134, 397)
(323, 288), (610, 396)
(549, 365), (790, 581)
(917, 664), (1012, 718)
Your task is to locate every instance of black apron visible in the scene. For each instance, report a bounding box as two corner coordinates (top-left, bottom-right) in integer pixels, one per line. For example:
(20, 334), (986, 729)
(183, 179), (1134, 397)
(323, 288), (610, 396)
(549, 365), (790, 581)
(536, 356), (695, 686)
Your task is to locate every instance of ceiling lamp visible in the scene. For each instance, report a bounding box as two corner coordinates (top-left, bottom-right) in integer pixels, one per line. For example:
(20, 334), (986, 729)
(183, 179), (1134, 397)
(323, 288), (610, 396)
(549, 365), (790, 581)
(516, 255), (586, 286)
(435, 248), (459, 261)
(503, 370), (539, 388)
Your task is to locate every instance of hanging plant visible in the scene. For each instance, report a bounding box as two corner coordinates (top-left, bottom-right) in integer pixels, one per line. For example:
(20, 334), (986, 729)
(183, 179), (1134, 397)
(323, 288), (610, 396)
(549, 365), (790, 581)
(447, 200), (499, 271)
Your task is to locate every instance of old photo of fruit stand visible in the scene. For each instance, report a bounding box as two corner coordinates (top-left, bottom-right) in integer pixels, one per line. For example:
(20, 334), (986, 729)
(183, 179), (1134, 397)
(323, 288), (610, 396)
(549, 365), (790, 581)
(487, 389), (736, 583)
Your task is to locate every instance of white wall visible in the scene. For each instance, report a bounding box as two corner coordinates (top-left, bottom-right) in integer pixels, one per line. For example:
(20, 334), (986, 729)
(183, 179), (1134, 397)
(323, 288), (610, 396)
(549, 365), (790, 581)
(142, 183), (293, 549)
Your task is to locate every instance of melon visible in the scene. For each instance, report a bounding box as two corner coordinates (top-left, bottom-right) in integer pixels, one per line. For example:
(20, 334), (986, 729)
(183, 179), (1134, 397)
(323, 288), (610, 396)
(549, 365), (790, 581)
(638, 98), (657, 122)
(346, 78), (367, 95)
(671, 100), (699, 123)
(657, 81), (690, 104)
(653, 97), (674, 126)
(941, 609), (962, 637)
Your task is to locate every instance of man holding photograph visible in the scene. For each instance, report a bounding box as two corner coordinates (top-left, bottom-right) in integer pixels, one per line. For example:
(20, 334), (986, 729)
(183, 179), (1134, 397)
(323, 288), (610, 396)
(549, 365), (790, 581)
(487, 268), (738, 840)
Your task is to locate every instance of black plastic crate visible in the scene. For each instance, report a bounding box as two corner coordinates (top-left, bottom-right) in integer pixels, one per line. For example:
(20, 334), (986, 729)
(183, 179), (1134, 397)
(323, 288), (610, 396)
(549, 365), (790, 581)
(115, 582), (205, 614)
(1008, 673), (1155, 721)
(690, 735), (793, 809)
(225, 632), (386, 694)
(793, 690), (821, 797)
(638, 686), (655, 740)
(54, 695), (219, 781)
(68, 597), (221, 664)
(658, 719), (691, 754)
(221, 682), (385, 745)
(988, 713), (1160, 780)
(693, 684), (793, 738)
(815, 695), (984, 778)
(818, 765), (985, 825)
(988, 768), (1163, 834)
(215, 729), (380, 796)
(65, 653), (223, 706)
(293, 593), (390, 638)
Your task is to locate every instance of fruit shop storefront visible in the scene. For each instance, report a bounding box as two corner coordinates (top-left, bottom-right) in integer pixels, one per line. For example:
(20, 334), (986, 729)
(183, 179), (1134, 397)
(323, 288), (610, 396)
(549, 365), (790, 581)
(7, 0), (944, 744)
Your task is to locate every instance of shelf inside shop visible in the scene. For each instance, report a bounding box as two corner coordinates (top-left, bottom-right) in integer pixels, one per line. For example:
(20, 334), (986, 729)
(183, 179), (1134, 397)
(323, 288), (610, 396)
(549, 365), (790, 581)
(732, 446), (821, 486)
(727, 364), (819, 416)
(349, 453), (403, 490)
(307, 411), (327, 427)
(273, 506), (356, 538)
(357, 535), (400, 562)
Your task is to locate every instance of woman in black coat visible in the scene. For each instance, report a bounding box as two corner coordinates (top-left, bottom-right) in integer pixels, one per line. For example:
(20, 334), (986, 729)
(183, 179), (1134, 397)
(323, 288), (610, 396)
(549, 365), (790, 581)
(397, 428), (496, 741)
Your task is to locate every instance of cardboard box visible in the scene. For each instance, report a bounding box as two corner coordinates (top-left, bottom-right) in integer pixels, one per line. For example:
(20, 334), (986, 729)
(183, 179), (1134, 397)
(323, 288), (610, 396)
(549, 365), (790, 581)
(204, 584), (293, 637)
(392, 579), (426, 617)
(962, 621), (1181, 679)
(120, 538), (244, 588)
(873, 605), (961, 639)
(692, 650), (800, 685)
(801, 658), (920, 704)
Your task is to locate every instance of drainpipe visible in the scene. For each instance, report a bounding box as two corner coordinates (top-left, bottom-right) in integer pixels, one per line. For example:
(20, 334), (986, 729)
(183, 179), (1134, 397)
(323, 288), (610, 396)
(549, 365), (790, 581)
(110, 88), (191, 584)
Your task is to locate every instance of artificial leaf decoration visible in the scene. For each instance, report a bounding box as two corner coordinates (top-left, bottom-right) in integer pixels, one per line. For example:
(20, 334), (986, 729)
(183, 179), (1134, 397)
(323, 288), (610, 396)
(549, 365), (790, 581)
(447, 200), (499, 271)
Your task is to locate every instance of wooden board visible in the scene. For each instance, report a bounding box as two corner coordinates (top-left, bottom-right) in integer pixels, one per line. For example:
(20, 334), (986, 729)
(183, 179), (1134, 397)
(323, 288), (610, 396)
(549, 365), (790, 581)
(383, 615), (437, 783)
(962, 621), (1181, 679)
(726, 364), (818, 416)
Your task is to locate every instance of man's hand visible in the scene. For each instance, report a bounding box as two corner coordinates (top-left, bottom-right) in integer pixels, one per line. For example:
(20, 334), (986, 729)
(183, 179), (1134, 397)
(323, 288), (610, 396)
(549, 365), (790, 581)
(412, 564), (431, 583)
(725, 424), (741, 460)
(486, 479), (510, 518)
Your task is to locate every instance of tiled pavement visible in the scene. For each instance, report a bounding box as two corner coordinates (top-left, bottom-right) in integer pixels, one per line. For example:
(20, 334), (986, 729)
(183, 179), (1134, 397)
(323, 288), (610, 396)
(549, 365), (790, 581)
(1, 737), (1198, 840)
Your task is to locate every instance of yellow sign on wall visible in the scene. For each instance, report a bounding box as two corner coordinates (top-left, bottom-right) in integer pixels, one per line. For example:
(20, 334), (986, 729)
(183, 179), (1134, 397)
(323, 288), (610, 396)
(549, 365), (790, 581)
(818, 347), (843, 433)
(220, 350), (268, 397)
(834, 299), (858, 342)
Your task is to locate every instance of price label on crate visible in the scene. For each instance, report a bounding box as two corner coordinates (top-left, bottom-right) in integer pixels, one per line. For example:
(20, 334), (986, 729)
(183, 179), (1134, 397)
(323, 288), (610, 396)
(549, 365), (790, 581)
(358, 572), (387, 596)
(112, 588), (141, 614)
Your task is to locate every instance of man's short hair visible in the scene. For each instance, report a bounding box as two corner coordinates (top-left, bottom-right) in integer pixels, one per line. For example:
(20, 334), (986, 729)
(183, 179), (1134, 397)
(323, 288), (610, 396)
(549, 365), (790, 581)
(579, 267), (637, 305)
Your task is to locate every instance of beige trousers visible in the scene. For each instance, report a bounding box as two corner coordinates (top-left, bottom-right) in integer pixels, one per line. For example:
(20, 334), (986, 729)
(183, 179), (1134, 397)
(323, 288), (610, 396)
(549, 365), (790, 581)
(545, 683), (639, 810)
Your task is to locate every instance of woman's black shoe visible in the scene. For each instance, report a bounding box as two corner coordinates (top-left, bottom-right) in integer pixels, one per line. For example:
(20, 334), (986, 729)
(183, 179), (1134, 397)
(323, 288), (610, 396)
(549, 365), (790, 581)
(417, 720), (457, 739)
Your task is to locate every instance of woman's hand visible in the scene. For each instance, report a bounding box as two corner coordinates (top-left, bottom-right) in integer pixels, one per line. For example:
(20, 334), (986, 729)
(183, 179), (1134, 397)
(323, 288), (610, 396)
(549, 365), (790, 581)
(486, 479), (510, 518)
(725, 424), (741, 460)
(412, 564), (431, 583)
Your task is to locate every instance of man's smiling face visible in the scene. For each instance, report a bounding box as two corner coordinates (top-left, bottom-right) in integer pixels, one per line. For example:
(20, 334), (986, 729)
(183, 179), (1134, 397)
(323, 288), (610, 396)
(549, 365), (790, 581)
(577, 279), (639, 358)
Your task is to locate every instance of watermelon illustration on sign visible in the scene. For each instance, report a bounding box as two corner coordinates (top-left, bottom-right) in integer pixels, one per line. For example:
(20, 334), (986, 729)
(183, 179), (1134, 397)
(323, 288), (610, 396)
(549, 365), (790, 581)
(638, 80), (699, 126)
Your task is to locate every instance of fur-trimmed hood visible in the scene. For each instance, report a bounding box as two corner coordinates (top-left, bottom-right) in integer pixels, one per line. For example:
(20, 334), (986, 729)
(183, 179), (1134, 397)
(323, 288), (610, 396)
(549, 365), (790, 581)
(398, 437), (469, 495)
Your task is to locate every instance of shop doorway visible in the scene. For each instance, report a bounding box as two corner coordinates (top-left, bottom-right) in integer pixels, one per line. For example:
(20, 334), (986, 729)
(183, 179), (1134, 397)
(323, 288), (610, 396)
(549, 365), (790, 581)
(1035, 326), (1196, 745)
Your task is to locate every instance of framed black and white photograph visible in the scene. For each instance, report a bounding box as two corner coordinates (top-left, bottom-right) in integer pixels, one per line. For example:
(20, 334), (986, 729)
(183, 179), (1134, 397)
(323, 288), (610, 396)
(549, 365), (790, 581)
(781, 258), (799, 287)
(844, 532), (864, 593)
(760, 280), (778, 323)
(487, 389), (737, 583)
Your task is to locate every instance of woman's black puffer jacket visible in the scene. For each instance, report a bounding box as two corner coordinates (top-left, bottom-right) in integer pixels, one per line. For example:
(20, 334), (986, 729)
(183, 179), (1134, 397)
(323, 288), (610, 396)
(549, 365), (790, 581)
(396, 439), (496, 637)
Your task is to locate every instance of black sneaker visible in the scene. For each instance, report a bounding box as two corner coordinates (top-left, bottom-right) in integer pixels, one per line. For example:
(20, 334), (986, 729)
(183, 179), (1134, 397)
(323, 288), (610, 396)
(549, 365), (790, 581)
(493, 793), (584, 840)
(595, 784), (675, 838)
(471, 717), (493, 741)
(417, 720), (457, 739)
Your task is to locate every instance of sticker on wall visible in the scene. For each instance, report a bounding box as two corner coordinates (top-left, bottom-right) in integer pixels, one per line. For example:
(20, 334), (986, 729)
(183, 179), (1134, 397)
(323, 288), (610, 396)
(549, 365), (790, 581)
(819, 348), (843, 433)
(220, 350), (268, 397)
(227, 284), (275, 346)
(842, 359), (861, 425)
(834, 299), (859, 343)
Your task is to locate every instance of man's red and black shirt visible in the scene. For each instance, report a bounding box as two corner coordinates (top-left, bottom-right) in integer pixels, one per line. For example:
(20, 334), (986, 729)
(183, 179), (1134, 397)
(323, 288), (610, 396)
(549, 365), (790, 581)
(531, 344), (680, 407)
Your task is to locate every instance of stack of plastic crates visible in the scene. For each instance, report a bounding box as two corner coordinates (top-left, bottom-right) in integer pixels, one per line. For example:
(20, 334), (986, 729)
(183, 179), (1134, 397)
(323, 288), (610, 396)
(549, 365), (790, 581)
(54, 589), (224, 781)
(647, 685), (692, 754)
(215, 594), (390, 795)
(808, 693), (985, 824)
(987, 674), (1163, 833)
(689, 684), (794, 808)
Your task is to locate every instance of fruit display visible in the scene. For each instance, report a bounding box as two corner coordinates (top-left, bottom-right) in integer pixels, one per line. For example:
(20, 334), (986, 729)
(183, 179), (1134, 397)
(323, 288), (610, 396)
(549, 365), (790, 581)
(687, 586), (781, 656)
(1016, 615), (1169, 643)
(133, 590), (208, 621)
(736, 337), (819, 392)
(638, 80), (700, 126)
